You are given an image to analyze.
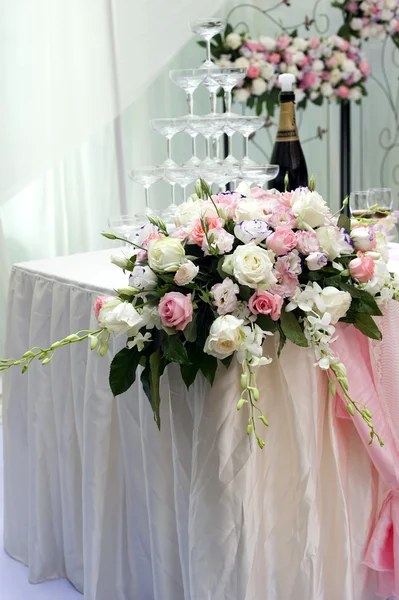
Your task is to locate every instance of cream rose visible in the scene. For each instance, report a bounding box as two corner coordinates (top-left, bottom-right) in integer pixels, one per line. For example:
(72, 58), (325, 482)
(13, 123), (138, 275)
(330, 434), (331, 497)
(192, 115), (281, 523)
(147, 237), (185, 273)
(229, 243), (276, 290)
(290, 189), (329, 228)
(225, 32), (242, 50)
(313, 287), (352, 324)
(174, 261), (199, 286)
(204, 315), (244, 359)
(98, 298), (143, 336)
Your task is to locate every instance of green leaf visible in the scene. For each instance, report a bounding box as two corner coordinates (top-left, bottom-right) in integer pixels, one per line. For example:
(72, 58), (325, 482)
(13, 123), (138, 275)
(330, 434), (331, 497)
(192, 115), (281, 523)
(161, 333), (190, 365)
(277, 326), (287, 358)
(312, 95), (324, 107)
(150, 349), (161, 429)
(336, 283), (383, 316)
(337, 213), (351, 233)
(200, 353), (218, 385)
(247, 95), (255, 110)
(256, 98), (263, 116)
(279, 308), (308, 348)
(256, 314), (278, 333)
(183, 317), (197, 343)
(224, 23), (233, 36)
(337, 22), (352, 41)
(221, 355), (234, 369)
(180, 342), (200, 388)
(197, 40), (207, 48)
(109, 346), (141, 396)
(239, 285), (252, 301)
(353, 314), (382, 341)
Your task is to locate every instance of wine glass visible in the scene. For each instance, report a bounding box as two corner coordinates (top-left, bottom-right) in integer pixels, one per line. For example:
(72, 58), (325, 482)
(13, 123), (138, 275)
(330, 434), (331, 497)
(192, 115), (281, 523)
(108, 215), (142, 247)
(202, 163), (240, 191)
(150, 118), (187, 167)
(188, 116), (225, 164)
(169, 69), (208, 115)
(128, 167), (165, 212)
(164, 165), (200, 204)
(208, 67), (247, 114)
(228, 116), (264, 165)
(349, 190), (375, 218)
(201, 71), (221, 114)
(369, 188), (392, 216)
(190, 17), (226, 69)
(239, 164), (280, 188)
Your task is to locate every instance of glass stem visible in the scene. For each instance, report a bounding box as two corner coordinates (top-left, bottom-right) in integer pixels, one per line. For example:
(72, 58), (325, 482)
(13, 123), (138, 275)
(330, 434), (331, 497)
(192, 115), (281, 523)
(171, 183), (176, 206)
(224, 88), (232, 114)
(206, 39), (211, 63)
(187, 92), (193, 116)
(191, 135), (197, 158)
(228, 134), (233, 157)
(244, 136), (249, 161)
(181, 185), (187, 203)
(212, 137), (218, 159)
(210, 91), (217, 114)
(167, 136), (172, 161)
(206, 136), (211, 159)
(144, 186), (150, 209)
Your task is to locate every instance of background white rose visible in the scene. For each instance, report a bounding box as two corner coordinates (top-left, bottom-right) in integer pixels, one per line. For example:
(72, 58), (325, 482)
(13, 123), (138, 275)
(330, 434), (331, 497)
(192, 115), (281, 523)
(252, 77), (267, 96)
(204, 315), (244, 359)
(147, 237), (185, 273)
(234, 88), (250, 103)
(259, 35), (276, 51)
(174, 261), (199, 286)
(225, 32), (242, 50)
(291, 189), (329, 228)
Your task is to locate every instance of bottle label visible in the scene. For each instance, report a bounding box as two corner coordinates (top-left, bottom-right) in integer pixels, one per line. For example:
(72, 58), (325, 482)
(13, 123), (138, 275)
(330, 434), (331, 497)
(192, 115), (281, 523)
(276, 102), (299, 142)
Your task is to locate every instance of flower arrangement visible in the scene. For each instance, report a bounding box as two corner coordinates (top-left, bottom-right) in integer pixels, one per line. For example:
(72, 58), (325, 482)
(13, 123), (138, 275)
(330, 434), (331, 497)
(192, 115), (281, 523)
(210, 25), (370, 116)
(2, 179), (398, 449)
(333, 0), (399, 46)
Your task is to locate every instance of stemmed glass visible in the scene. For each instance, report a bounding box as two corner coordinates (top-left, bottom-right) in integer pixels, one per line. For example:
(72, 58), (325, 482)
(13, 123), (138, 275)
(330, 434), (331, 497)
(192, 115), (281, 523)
(150, 118), (187, 167)
(202, 163), (240, 191)
(349, 190), (375, 218)
(209, 67), (247, 114)
(190, 17), (226, 68)
(228, 116), (265, 165)
(239, 164), (280, 188)
(164, 165), (200, 204)
(201, 71), (221, 114)
(128, 167), (165, 212)
(169, 69), (208, 115)
(188, 116), (225, 165)
(369, 188), (392, 215)
(108, 215), (142, 247)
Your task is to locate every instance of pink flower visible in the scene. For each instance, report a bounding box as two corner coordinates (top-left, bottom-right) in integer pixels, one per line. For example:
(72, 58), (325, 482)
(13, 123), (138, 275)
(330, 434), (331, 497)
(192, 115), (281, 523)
(296, 230), (320, 255)
(190, 216), (225, 246)
(276, 35), (291, 50)
(349, 252), (375, 282)
(170, 226), (191, 242)
(351, 225), (377, 252)
(247, 65), (260, 78)
(321, 71), (330, 81)
(308, 36), (321, 49)
(336, 85), (350, 99)
(269, 52), (281, 64)
(268, 206), (297, 229)
(300, 71), (318, 90)
(359, 60), (371, 75)
(248, 290), (284, 320)
(271, 269), (299, 298)
(284, 50), (294, 64)
(211, 192), (242, 220)
(326, 56), (338, 68)
(136, 250), (148, 263)
(142, 232), (164, 248)
(245, 41), (264, 52)
(337, 38), (350, 51)
(280, 191), (294, 208)
(94, 296), (114, 321)
(158, 292), (193, 331)
(267, 226), (297, 256)
(346, 1), (358, 12)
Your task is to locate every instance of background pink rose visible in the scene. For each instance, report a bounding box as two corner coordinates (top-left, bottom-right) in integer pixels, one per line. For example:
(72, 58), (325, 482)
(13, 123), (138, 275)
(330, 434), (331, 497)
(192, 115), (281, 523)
(349, 252), (375, 282)
(158, 292), (193, 331)
(267, 226), (297, 256)
(247, 65), (260, 78)
(94, 296), (114, 321)
(248, 291), (283, 320)
(336, 85), (350, 99)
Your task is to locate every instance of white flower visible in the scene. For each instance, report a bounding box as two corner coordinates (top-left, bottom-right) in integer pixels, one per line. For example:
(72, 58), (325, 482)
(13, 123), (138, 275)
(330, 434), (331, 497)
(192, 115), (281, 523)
(260, 63), (275, 81)
(211, 277), (240, 315)
(306, 252), (328, 270)
(350, 226), (376, 252)
(342, 58), (356, 73)
(202, 228), (235, 255)
(98, 298), (143, 336)
(350, 18), (364, 31)
(174, 260), (199, 286)
(252, 77), (268, 96)
(363, 259), (391, 295)
(375, 232), (390, 261)
(225, 32), (242, 50)
(278, 249), (303, 274)
(310, 91), (320, 101)
(229, 243), (276, 289)
(235, 198), (268, 222)
(110, 254), (130, 269)
(234, 219), (270, 245)
(218, 54), (232, 68)
(291, 188), (329, 229)
(295, 88), (306, 103)
(236, 323), (272, 365)
(147, 237), (185, 273)
(316, 226), (353, 260)
(287, 64), (299, 77)
(259, 35), (276, 51)
(234, 88), (251, 103)
(286, 281), (323, 312)
(174, 198), (202, 227)
(292, 37), (308, 51)
(127, 331), (152, 351)
(292, 50), (305, 64)
(204, 315), (244, 359)
(235, 56), (250, 69)
(140, 305), (161, 330)
(129, 265), (158, 290)
(329, 68), (342, 86)
(313, 287), (352, 324)
(132, 224), (160, 247)
(348, 87), (362, 102)
(313, 59), (324, 72)
(321, 82), (334, 97)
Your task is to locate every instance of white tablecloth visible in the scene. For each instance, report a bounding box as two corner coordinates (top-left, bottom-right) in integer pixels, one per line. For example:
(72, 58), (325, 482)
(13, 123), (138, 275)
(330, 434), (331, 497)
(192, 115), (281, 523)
(3, 247), (398, 600)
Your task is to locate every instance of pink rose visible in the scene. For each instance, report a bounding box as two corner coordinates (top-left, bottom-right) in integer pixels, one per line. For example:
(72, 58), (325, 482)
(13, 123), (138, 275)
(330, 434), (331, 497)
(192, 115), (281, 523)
(337, 38), (350, 51)
(248, 291), (284, 321)
(158, 292), (193, 331)
(284, 51), (294, 64)
(269, 52), (281, 64)
(321, 71), (330, 81)
(267, 206), (297, 229)
(267, 226), (297, 256)
(296, 230), (320, 255)
(190, 216), (225, 246)
(308, 36), (321, 49)
(170, 226), (191, 242)
(359, 60), (370, 75)
(94, 296), (114, 321)
(326, 56), (338, 68)
(247, 65), (260, 78)
(297, 56), (311, 68)
(336, 85), (350, 99)
(349, 252), (375, 283)
(276, 35), (291, 50)
(245, 41), (264, 53)
(346, 1), (358, 12)
(300, 71), (318, 90)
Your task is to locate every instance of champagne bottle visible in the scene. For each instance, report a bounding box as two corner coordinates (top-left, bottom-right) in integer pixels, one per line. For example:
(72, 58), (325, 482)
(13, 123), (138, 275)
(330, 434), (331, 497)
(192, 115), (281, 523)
(268, 73), (308, 192)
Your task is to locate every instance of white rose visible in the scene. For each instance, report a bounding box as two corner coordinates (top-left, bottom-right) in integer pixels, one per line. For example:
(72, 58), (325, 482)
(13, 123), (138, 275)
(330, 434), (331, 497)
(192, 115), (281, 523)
(225, 32), (242, 50)
(235, 56), (250, 69)
(211, 278), (240, 315)
(174, 198), (202, 227)
(129, 265), (158, 290)
(342, 58), (356, 73)
(351, 18), (364, 31)
(306, 252), (328, 271)
(252, 77), (267, 96)
(310, 90), (320, 101)
(292, 37), (308, 51)
(313, 59), (324, 72)
(259, 35), (276, 51)
(230, 243), (276, 289)
(329, 68), (342, 86)
(110, 254), (130, 269)
(348, 87), (362, 101)
(313, 287), (352, 324)
(174, 260), (199, 286)
(235, 198), (268, 222)
(204, 315), (244, 359)
(287, 64), (299, 77)
(350, 226), (376, 252)
(234, 88), (250, 103)
(291, 189), (329, 229)
(234, 219), (271, 245)
(218, 54), (232, 68)
(321, 82), (333, 97)
(260, 63), (275, 81)
(147, 237), (185, 273)
(295, 88), (306, 103)
(98, 298), (143, 336)
(381, 8), (392, 20)
(292, 50), (305, 64)
(316, 226), (353, 260)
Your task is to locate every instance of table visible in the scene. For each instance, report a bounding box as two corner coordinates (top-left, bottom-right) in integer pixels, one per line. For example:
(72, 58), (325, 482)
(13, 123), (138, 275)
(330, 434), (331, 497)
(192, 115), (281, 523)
(3, 247), (399, 600)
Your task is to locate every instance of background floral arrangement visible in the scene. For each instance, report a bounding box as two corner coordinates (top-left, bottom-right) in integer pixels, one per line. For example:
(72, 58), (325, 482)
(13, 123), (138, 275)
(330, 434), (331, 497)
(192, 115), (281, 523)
(208, 25), (370, 116)
(2, 180), (398, 450)
(333, 0), (399, 46)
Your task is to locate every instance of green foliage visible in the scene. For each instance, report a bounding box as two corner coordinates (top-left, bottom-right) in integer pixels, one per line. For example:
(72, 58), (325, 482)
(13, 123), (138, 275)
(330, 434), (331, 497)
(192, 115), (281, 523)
(109, 347), (141, 396)
(337, 213), (351, 233)
(279, 308), (308, 348)
(161, 332), (190, 365)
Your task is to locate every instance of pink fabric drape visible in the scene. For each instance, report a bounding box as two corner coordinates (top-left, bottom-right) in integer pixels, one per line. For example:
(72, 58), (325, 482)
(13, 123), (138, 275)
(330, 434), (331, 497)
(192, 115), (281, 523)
(334, 313), (399, 598)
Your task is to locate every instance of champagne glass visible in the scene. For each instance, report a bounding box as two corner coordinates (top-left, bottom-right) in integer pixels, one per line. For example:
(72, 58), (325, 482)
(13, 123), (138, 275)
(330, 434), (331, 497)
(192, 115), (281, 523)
(128, 167), (165, 212)
(188, 116), (225, 165)
(239, 164), (280, 188)
(202, 163), (240, 191)
(164, 165), (200, 204)
(150, 118), (187, 167)
(208, 67), (247, 114)
(369, 187), (392, 216)
(169, 69), (208, 115)
(201, 71), (221, 114)
(349, 190), (375, 218)
(228, 116), (264, 165)
(108, 215), (142, 247)
(190, 17), (226, 69)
